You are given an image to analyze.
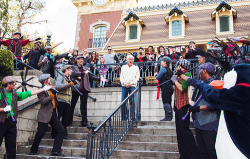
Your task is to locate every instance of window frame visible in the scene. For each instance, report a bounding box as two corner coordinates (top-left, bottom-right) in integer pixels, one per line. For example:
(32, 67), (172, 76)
(129, 25), (138, 40)
(172, 20), (182, 37)
(219, 16), (230, 32)
(92, 25), (107, 48)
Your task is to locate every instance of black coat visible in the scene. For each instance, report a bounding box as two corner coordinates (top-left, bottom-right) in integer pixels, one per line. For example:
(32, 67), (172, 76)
(196, 64), (250, 158)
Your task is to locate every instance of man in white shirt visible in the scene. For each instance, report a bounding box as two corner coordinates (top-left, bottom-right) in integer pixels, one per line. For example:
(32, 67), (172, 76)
(120, 55), (140, 120)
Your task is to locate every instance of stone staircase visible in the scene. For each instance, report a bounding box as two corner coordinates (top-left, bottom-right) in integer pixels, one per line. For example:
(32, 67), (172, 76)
(15, 120), (195, 159)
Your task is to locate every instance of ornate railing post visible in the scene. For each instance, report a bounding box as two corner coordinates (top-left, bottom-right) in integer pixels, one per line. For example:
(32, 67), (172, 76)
(86, 122), (96, 159)
(138, 80), (142, 121)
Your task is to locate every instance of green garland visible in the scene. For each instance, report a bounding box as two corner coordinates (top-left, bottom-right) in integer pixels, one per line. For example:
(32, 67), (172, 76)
(216, 1), (232, 12)
(124, 12), (139, 21)
(168, 7), (183, 16)
(0, 49), (14, 89)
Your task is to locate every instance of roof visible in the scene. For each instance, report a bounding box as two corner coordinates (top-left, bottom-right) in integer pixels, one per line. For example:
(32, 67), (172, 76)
(105, 4), (250, 50)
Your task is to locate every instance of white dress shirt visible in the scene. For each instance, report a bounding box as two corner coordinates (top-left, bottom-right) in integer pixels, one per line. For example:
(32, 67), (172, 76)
(120, 64), (140, 88)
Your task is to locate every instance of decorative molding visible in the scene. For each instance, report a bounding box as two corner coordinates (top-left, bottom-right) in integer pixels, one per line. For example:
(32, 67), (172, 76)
(126, 0), (247, 13)
(89, 19), (110, 33)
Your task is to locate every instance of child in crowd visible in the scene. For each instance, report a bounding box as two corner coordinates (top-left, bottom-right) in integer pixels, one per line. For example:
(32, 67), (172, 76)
(98, 57), (108, 87)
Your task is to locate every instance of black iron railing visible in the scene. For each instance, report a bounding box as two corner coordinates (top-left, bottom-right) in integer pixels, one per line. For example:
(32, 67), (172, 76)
(89, 59), (199, 87)
(88, 37), (108, 48)
(86, 81), (142, 159)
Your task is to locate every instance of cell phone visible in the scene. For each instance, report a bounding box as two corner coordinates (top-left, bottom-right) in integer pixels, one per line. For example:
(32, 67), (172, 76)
(140, 52), (142, 55)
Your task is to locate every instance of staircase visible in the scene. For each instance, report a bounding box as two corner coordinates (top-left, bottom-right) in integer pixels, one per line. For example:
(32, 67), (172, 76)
(16, 120), (195, 159)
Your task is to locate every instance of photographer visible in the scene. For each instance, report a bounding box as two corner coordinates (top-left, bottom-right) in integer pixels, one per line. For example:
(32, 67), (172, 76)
(185, 41), (200, 60)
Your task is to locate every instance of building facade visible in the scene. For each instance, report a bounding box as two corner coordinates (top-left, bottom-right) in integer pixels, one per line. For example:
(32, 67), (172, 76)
(72, 0), (139, 53)
(100, 0), (250, 55)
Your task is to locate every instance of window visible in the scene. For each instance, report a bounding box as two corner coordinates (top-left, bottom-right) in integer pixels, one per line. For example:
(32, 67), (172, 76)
(93, 26), (107, 48)
(129, 25), (138, 39)
(172, 21), (182, 36)
(220, 16), (229, 32)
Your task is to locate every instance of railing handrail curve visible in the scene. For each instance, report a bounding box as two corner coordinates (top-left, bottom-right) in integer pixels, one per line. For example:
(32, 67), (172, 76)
(94, 86), (139, 133)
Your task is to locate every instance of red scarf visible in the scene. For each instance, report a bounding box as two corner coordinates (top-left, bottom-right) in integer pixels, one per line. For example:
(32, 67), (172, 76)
(157, 81), (160, 99)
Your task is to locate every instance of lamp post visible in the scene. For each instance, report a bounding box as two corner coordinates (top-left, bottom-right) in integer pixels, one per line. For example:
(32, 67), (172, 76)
(46, 29), (53, 46)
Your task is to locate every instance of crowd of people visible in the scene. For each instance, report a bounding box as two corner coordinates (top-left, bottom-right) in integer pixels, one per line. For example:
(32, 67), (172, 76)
(0, 32), (250, 159)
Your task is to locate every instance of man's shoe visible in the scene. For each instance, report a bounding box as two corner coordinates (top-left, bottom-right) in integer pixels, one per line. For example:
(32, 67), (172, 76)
(29, 152), (36, 155)
(160, 118), (167, 121)
(81, 121), (89, 127)
(50, 152), (64, 156)
(160, 118), (172, 121)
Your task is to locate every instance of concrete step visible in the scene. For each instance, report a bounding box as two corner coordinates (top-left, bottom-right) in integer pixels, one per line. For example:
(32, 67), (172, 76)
(17, 145), (86, 157)
(47, 127), (89, 133)
(29, 139), (87, 148)
(71, 121), (102, 126)
(122, 134), (177, 143)
(43, 132), (88, 140)
(135, 121), (176, 127)
(43, 132), (177, 143)
(16, 154), (85, 159)
(29, 138), (178, 152)
(116, 141), (178, 152)
(110, 149), (180, 159)
(47, 126), (193, 136)
(127, 127), (194, 135)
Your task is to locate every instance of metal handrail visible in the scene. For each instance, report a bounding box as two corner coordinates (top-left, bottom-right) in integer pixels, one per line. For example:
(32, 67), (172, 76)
(17, 100), (39, 112)
(86, 81), (142, 159)
(94, 86), (139, 132)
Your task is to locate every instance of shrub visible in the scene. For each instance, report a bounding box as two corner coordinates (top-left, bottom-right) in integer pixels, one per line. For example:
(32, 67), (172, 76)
(0, 49), (14, 89)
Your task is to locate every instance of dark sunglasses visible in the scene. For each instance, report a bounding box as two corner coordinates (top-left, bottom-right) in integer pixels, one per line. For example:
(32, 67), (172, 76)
(108, 49), (112, 50)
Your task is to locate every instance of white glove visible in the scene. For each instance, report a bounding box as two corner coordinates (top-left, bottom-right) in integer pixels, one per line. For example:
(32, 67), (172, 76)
(43, 85), (51, 91)
(101, 77), (106, 82)
(4, 105), (11, 112)
(85, 70), (90, 74)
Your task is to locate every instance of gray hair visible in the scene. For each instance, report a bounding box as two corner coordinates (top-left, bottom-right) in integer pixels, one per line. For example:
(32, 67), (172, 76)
(127, 55), (134, 60)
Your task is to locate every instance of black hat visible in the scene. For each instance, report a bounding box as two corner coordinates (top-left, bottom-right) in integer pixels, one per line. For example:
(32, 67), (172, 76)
(160, 57), (171, 64)
(159, 46), (164, 49)
(139, 47), (144, 50)
(13, 32), (21, 36)
(197, 50), (209, 58)
(148, 45), (153, 48)
(189, 41), (195, 44)
(171, 46), (176, 48)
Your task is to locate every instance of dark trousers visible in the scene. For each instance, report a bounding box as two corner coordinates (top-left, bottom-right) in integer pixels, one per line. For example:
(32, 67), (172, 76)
(175, 105), (200, 159)
(69, 91), (88, 124)
(0, 118), (17, 159)
(31, 110), (65, 153)
(51, 102), (70, 138)
(121, 86), (136, 120)
(107, 68), (114, 86)
(161, 90), (173, 120)
(195, 128), (217, 159)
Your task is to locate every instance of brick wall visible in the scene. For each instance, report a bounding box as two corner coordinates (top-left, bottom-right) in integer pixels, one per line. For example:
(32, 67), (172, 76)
(77, 10), (123, 51)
